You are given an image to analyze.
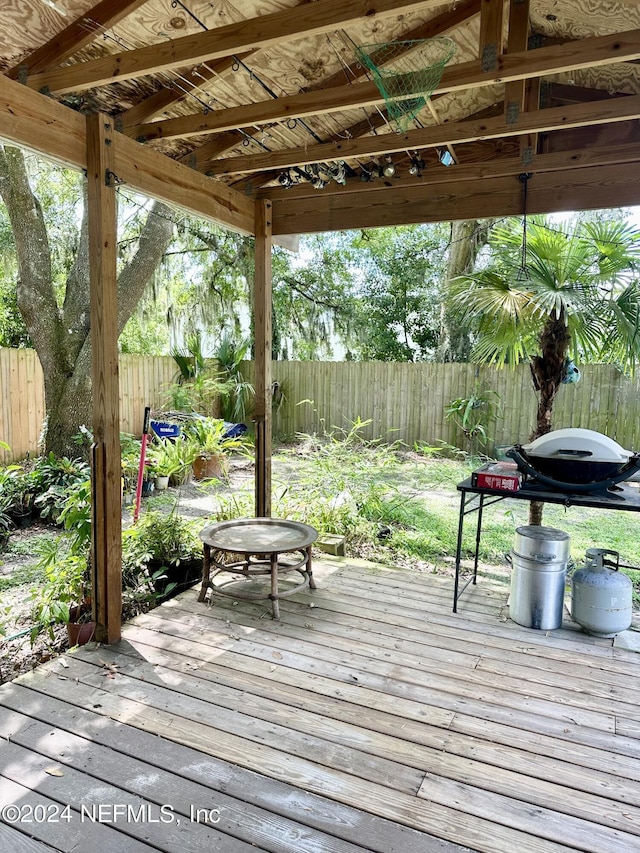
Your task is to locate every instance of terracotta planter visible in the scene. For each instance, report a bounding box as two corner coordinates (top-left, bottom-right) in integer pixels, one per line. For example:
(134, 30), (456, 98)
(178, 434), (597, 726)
(67, 620), (96, 646)
(192, 454), (226, 481)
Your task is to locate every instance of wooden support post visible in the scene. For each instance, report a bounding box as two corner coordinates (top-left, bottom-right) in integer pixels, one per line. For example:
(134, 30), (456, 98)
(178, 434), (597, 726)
(254, 199), (273, 518)
(504, 0), (530, 118)
(504, 0), (535, 161)
(86, 113), (122, 644)
(479, 0), (504, 71)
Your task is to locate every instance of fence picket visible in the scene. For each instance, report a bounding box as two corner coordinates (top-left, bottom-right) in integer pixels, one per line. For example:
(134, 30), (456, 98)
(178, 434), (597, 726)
(2, 348), (640, 461)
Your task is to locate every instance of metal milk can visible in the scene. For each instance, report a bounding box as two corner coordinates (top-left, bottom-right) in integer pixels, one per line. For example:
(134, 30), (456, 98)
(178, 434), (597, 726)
(571, 548), (632, 638)
(509, 526), (571, 631)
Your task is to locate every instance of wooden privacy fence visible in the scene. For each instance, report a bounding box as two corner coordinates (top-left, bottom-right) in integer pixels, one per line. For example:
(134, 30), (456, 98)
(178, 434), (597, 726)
(0, 350), (175, 463)
(264, 361), (640, 452)
(2, 348), (640, 460)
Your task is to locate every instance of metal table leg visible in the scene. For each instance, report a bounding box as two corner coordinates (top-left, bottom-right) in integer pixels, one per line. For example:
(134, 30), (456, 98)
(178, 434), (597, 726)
(473, 494), (485, 585)
(453, 489), (466, 613)
(270, 552), (280, 619)
(306, 545), (316, 590)
(198, 542), (211, 602)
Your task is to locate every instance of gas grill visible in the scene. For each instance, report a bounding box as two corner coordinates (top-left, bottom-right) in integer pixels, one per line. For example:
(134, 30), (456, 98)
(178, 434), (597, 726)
(506, 428), (640, 494)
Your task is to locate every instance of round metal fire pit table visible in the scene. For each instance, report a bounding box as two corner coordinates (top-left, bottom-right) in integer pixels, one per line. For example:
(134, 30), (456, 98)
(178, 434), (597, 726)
(198, 518), (318, 619)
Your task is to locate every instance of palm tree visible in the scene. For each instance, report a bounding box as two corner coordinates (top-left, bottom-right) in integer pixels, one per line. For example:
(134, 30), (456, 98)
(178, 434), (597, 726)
(449, 215), (640, 523)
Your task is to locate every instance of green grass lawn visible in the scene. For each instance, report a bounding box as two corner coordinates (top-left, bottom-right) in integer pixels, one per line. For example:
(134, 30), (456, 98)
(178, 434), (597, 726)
(258, 441), (640, 604)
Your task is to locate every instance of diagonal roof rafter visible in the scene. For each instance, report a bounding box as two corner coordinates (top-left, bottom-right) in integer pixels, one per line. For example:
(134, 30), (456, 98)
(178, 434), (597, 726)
(25, 0), (448, 95)
(7, 0), (149, 79)
(118, 0), (477, 129)
(128, 26), (640, 144)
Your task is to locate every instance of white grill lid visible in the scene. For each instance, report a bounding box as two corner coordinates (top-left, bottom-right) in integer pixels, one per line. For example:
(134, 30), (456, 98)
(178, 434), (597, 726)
(521, 428), (632, 464)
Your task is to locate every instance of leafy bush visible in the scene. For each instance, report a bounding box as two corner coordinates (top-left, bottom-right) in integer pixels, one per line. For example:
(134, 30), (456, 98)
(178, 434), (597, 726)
(445, 385), (502, 457)
(33, 453), (90, 522)
(122, 509), (202, 603)
(28, 477), (92, 642)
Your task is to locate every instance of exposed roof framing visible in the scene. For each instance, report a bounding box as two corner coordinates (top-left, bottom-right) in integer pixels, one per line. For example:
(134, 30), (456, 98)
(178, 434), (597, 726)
(1, 0), (640, 235)
(129, 28), (640, 143)
(210, 94), (640, 175)
(25, 0), (445, 95)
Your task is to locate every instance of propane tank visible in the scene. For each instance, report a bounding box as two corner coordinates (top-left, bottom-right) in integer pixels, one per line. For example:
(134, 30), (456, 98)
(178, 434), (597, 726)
(571, 549), (632, 638)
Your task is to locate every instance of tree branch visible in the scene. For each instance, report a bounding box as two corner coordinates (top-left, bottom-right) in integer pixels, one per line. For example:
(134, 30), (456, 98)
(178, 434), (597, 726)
(61, 183), (91, 361)
(279, 275), (347, 312)
(116, 200), (175, 335)
(0, 146), (69, 377)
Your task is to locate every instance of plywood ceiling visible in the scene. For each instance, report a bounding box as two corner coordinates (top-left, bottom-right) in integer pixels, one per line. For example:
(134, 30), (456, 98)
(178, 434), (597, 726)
(2, 0), (640, 232)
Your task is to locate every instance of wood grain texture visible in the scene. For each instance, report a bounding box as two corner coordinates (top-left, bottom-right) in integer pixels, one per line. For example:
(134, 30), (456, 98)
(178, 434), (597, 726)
(0, 74), (254, 234)
(129, 28), (640, 143)
(271, 160), (640, 232)
(254, 198), (273, 517)
(209, 92), (640, 175)
(6, 354), (640, 462)
(7, 0), (149, 77)
(4, 558), (640, 853)
(26, 0), (445, 95)
(87, 112), (122, 644)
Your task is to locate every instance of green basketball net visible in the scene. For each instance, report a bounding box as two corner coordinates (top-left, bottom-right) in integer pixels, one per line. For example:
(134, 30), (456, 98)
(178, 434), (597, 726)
(355, 38), (456, 133)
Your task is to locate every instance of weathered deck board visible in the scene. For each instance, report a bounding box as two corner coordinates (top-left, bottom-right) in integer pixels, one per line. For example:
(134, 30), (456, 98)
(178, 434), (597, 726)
(81, 632), (640, 809)
(166, 593), (640, 722)
(0, 823), (60, 853)
(124, 602), (640, 758)
(2, 558), (640, 853)
(67, 642), (640, 836)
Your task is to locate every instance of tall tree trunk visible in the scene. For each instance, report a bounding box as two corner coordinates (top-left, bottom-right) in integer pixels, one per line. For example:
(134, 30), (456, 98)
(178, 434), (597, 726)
(527, 311), (571, 525)
(439, 219), (489, 362)
(0, 145), (175, 458)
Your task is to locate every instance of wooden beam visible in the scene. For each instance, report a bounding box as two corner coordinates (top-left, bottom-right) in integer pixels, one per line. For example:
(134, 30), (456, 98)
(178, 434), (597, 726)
(0, 75), (86, 169)
(173, 0), (479, 175)
(121, 0), (479, 129)
(87, 112), (122, 645)
(541, 118), (640, 153)
(179, 134), (245, 171)
(26, 0), (442, 95)
(129, 0), (478, 140)
(133, 81), (383, 142)
(271, 162), (640, 234)
(8, 0), (148, 78)
(209, 93), (640, 175)
(0, 74), (253, 234)
(303, 0), (480, 93)
(520, 75), (540, 162)
(112, 133), (254, 234)
(130, 27), (640, 143)
(479, 0), (504, 71)
(504, 0), (530, 119)
(254, 199), (273, 518)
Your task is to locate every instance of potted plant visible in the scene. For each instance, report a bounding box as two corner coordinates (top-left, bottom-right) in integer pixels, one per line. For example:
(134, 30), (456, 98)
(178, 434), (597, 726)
(122, 509), (203, 600)
(183, 417), (245, 481)
(2, 468), (37, 527)
(445, 385), (502, 459)
(148, 437), (200, 487)
(0, 495), (12, 548)
(30, 549), (94, 645)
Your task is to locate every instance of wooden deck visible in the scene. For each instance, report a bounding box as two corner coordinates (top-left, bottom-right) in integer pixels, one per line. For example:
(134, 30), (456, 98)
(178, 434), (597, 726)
(1, 557), (640, 853)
